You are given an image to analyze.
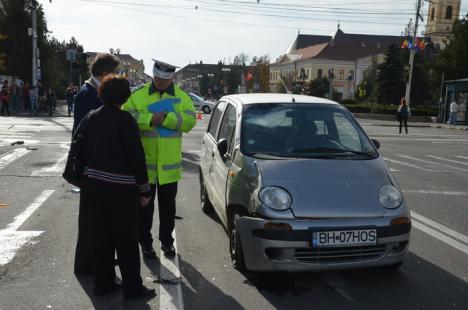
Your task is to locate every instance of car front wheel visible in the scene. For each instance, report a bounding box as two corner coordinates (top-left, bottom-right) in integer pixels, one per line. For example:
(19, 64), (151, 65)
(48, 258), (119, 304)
(229, 212), (246, 271)
(202, 105), (211, 114)
(200, 174), (213, 214)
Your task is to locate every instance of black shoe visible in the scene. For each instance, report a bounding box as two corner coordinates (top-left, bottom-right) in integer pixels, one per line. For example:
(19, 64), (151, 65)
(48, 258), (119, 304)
(161, 244), (176, 258)
(123, 285), (156, 300)
(94, 283), (122, 296)
(141, 245), (157, 259)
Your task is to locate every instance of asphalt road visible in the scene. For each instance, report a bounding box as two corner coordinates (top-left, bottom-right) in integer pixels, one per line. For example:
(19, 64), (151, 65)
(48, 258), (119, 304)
(0, 106), (467, 310)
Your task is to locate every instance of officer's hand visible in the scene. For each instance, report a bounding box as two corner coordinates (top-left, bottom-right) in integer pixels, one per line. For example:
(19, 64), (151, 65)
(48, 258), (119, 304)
(140, 196), (151, 207)
(151, 112), (165, 127)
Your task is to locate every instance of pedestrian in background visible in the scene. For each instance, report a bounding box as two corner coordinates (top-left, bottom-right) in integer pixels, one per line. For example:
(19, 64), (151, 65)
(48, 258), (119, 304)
(73, 53), (121, 275)
(398, 97), (410, 134)
(9, 80), (18, 112)
(29, 85), (38, 114)
(448, 98), (459, 125)
(122, 59), (197, 258)
(79, 74), (155, 299)
(23, 82), (30, 111)
(0, 85), (10, 116)
(66, 82), (76, 117)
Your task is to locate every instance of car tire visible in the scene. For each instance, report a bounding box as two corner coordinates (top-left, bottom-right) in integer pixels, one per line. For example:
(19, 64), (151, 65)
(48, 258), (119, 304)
(200, 174), (214, 214)
(202, 106), (211, 114)
(229, 212), (247, 271)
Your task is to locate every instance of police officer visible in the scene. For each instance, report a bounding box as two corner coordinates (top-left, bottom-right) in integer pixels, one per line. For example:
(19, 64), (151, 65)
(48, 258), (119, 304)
(123, 59), (196, 258)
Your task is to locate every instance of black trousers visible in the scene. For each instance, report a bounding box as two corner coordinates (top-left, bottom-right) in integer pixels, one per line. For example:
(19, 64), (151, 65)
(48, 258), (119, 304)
(399, 117), (408, 134)
(138, 182), (178, 247)
(74, 188), (94, 274)
(1, 101), (9, 116)
(87, 186), (143, 295)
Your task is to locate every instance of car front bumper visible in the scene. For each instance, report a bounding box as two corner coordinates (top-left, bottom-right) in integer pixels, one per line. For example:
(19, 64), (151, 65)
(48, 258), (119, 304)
(237, 216), (410, 272)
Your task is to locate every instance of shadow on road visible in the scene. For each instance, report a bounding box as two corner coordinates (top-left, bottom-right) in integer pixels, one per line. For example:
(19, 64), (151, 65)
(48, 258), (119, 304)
(236, 252), (468, 309)
(178, 257), (245, 310)
(76, 274), (153, 309)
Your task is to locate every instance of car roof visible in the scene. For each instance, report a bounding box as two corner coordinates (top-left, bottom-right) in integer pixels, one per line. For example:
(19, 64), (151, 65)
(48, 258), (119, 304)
(221, 93), (338, 106)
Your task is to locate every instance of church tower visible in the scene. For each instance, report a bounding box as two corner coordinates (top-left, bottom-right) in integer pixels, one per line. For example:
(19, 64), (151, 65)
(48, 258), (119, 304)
(425, 0), (461, 49)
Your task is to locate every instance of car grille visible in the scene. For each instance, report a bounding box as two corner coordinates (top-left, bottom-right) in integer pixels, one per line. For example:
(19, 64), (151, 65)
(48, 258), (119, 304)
(295, 245), (386, 263)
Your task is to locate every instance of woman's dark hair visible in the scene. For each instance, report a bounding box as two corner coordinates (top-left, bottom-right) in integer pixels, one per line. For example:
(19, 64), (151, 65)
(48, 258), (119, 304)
(90, 53), (120, 77)
(98, 74), (131, 106)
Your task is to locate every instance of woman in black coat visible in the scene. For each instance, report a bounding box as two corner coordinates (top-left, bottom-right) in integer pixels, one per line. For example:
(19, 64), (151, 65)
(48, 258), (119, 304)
(80, 74), (155, 299)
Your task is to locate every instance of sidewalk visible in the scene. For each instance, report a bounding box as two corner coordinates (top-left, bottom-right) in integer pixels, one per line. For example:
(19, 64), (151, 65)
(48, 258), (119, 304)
(354, 114), (468, 131)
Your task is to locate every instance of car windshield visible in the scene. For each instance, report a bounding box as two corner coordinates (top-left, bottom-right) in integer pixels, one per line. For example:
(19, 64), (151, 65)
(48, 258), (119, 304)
(241, 103), (378, 159)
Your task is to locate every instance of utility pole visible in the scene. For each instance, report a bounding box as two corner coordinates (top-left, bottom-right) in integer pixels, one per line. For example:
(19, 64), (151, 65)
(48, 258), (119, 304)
(31, 2), (38, 87)
(404, 0), (423, 106)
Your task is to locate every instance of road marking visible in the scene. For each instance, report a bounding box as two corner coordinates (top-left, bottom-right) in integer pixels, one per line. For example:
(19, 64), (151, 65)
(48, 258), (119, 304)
(412, 211), (468, 245)
(395, 154), (468, 172)
(0, 190), (55, 265)
(321, 272), (353, 302)
(389, 168), (401, 172)
(383, 157), (437, 172)
(31, 153), (68, 177)
(456, 155), (468, 160)
(403, 190), (468, 196)
(159, 230), (184, 310)
(0, 148), (31, 170)
(425, 155), (468, 166)
(412, 220), (468, 256)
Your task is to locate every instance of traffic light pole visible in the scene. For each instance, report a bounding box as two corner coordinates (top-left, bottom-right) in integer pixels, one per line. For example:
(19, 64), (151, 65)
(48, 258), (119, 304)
(404, 0), (423, 106)
(31, 5), (37, 87)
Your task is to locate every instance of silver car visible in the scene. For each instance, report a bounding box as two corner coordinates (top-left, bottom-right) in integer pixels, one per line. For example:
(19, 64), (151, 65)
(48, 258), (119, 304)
(199, 94), (411, 272)
(189, 93), (215, 114)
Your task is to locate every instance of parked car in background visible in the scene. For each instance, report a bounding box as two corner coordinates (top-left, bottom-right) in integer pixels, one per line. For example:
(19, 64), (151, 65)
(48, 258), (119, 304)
(199, 93), (411, 272)
(189, 93), (215, 114)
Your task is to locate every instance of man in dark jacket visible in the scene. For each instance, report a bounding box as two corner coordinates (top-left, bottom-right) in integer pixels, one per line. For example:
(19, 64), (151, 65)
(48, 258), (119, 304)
(73, 53), (120, 275)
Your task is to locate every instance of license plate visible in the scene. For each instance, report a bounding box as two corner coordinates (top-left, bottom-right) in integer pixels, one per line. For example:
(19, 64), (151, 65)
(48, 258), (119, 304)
(312, 229), (377, 248)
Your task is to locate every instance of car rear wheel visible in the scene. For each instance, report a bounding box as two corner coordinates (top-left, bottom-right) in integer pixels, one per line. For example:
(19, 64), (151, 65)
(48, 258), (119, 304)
(229, 212), (246, 271)
(200, 174), (213, 214)
(202, 105), (211, 114)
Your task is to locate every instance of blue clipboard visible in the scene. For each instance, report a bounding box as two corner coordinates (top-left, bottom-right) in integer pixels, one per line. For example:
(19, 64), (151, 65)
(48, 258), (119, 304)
(147, 98), (181, 137)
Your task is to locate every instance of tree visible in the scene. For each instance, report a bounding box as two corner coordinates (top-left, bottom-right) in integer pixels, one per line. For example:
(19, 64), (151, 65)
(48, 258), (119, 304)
(377, 44), (406, 104)
(356, 56), (378, 102)
(433, 14), (468, 98)
(307, 77), (330, 97)
(199, 74), (209, 97)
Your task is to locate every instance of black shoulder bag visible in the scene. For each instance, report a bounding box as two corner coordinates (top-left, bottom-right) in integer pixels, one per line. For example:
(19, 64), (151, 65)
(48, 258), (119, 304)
(62, 116), (88, 187)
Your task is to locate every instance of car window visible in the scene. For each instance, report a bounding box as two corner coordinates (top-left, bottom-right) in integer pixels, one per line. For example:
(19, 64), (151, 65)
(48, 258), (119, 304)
(241, 103), (377, 159)
(207, 101), (226, 138)
(217, 103), (237, 154)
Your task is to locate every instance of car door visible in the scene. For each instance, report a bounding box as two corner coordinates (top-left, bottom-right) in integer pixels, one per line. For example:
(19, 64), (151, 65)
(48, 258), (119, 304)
(201, 101), (226, 205)
(211, 102), (238, 222)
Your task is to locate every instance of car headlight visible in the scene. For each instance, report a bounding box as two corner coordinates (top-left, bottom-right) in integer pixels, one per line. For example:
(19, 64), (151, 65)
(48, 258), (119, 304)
(378, 185), (402, 209)
(259, 187), (292, 211)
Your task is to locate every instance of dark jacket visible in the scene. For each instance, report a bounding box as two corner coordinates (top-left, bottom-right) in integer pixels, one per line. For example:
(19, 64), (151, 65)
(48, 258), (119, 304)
(73, 79), (102, 135)
(81, 105), (150, 196)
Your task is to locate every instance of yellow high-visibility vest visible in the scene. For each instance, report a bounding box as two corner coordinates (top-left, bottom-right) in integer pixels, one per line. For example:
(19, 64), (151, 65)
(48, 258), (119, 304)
(122, 82), (196, 185)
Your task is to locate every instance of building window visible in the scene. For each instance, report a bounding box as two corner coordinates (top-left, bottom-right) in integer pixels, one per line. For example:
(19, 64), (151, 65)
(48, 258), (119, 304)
(431, 7), (435, 21)
(317, 69), (323, 79)
(446, 6), (452, 19)
(339, 69), (345, 80)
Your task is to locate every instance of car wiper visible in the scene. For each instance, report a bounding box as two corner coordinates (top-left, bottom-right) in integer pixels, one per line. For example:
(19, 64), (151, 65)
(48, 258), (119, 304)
(249, 152), (293, 159)
(292, 147), (375, 157)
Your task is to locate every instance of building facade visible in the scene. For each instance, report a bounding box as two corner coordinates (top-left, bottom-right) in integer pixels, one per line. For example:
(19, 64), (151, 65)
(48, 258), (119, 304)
(86, 51), (149, 86)
(270, 28), (400, 99)
(425, 0), (461, 49)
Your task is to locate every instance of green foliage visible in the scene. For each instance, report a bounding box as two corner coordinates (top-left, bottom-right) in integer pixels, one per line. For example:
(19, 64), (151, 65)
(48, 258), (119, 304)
(307, 77), (329, 97)
(356, 56), (378, 103)
(377, 44), (406, 104)
(0, 0), (86, 98)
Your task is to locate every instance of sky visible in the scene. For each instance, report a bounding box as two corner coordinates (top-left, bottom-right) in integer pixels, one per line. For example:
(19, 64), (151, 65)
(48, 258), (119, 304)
(41, 0), (468, 75)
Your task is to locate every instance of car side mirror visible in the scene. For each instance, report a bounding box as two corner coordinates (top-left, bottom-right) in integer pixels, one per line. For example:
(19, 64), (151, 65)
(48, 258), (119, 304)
(217, 138), (228, 157)
(371, 139), (380, 150)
